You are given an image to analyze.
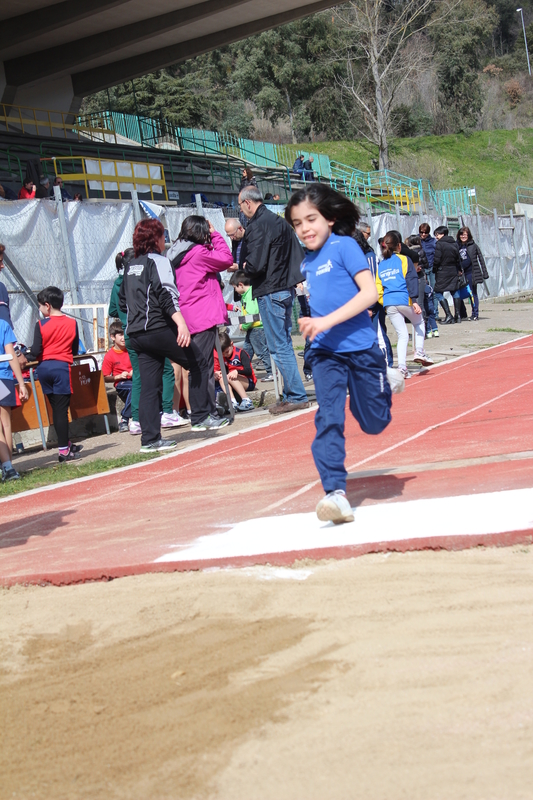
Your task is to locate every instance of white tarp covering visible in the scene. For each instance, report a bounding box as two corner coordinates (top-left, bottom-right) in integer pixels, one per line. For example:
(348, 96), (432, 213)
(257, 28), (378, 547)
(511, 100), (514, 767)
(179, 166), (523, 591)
(0, 200), (231, 345)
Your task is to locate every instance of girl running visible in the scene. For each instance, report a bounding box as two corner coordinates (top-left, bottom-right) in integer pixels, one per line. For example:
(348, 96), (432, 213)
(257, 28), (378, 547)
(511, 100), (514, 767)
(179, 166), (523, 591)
(285, 185), (403, 525)
(376, 232), (434, 379)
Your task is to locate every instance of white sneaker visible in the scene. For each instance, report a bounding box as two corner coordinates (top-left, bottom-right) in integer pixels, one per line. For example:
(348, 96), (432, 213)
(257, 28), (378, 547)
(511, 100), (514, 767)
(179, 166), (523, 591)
(414, 351), (434, 366)
(386, 367), (406, 395)
(161, 411), (190, 428)
(398, 366), (411, 380)
(236, 398), (254, 412)
(316, 490), (355, 525)
(128, 420), (142, 435)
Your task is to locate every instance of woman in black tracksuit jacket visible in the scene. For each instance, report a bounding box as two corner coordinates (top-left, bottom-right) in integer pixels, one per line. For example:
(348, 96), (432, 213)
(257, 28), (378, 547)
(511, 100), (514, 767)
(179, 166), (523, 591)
(119, 219), (225, 451)
(456, 226), (489, 320)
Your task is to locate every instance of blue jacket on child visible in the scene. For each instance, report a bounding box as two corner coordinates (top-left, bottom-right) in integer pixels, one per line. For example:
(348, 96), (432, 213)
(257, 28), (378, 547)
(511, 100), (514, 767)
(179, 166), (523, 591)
(375, 253), (418, 307)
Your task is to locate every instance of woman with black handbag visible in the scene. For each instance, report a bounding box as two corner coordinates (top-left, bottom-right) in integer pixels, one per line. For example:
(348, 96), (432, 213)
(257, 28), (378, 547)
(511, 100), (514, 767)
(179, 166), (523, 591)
(457, 227), (489, 320)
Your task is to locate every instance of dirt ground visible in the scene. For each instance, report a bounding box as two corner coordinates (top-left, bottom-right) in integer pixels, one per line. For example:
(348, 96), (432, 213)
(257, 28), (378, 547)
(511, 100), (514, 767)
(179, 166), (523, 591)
(2, 547), (533, 800)
(2, 297), (533, 799)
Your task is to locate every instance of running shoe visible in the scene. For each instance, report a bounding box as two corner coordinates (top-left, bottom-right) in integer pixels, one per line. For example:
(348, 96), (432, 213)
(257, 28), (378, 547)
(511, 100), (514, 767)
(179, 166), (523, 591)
(191, 415), (230, 431)
(129, 420), (142, 435)
(58, 450), (83, 464)
(304, 372), (313, 382)
(118, 420), (129, 433)
(69, 441), (83, 453)
(2, 466), (21, 482)
(139, 439), (178, 453)
(260, 374), (273, 382)
(433, 330), (440, 338)
(426, 330), (433, 339)
(398, 366), (411, 380)
(386, 367), (406, 395)
(236, 398), (254, 412)
(413, 352), (434, 366)
(161, 411), (190, 428)
(316, 490), (354, 525)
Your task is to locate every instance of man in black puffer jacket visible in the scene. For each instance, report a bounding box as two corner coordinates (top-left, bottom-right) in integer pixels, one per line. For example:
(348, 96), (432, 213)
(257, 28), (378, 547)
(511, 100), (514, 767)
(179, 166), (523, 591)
(239, 185), (309, 415)
(433, 226), (461, 324)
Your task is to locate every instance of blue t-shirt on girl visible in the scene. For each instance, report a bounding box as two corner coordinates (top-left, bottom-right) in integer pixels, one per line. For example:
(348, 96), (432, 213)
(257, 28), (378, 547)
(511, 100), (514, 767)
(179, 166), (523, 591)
(301, 233), (377, 353)
(0, 318), (16, 381)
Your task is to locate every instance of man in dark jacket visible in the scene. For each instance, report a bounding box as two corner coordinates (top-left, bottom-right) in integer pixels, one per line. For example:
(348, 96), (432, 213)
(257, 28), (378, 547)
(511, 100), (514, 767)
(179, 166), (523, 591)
(433, 226), (461, 324)
(239, 185), (309, 414)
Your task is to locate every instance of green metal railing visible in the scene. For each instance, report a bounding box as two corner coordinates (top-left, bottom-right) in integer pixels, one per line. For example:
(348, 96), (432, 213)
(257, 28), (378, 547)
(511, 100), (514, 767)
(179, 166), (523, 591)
(517, 186), (533, 206)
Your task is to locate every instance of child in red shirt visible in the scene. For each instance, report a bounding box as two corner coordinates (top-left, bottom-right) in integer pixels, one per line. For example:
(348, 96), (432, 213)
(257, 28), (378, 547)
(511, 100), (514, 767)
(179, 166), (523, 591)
(102, 320), (133, 432)
(29, 286), (81, 463)
(214, 330), (256, 412)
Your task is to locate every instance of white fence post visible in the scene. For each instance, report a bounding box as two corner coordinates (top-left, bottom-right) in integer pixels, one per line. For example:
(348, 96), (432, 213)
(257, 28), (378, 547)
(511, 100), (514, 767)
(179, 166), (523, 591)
(493, 208), (508, 295)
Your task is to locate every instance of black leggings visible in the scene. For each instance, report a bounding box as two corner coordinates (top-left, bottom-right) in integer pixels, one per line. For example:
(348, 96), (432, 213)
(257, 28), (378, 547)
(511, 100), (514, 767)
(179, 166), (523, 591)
(129, 326), (210, 446)
(48, 393), (71, 449)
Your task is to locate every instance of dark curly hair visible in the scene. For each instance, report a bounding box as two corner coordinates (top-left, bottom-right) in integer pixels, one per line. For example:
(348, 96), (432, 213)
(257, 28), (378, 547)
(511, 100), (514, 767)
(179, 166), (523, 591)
(285, 184), (360, 237)
(178, 215), (211, 246)
(133, 219), (165, 256)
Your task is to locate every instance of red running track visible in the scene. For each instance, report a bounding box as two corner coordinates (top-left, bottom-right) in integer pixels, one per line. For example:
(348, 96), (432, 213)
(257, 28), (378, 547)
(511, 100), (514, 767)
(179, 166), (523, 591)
(1, 337), (533, 586)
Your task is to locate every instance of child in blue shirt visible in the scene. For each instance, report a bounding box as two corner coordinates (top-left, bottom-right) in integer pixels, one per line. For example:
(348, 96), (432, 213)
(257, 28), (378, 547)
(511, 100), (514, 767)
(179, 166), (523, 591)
(0, 318), (28, 482)
(285, 185), (404, 525)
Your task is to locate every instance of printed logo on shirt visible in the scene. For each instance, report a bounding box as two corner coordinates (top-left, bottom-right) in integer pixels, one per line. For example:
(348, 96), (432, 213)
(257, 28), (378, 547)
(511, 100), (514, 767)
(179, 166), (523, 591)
(316, 259), (334, 276)
(128, 264), (145, 276)
(380, 266), (400, 283)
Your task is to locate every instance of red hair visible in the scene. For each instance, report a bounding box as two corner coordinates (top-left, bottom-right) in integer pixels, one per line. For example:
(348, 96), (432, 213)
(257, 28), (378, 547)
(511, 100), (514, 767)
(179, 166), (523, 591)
(133, 219), (165, 256)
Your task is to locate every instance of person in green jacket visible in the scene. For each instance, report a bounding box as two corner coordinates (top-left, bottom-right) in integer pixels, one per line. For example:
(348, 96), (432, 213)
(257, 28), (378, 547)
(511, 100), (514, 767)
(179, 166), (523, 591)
(229, 270), (272, 378)
(110, 250), (184, 433)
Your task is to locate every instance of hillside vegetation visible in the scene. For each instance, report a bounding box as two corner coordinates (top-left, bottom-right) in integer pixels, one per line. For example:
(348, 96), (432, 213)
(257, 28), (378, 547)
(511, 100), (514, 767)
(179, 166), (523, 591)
(294, 129), (533, 212)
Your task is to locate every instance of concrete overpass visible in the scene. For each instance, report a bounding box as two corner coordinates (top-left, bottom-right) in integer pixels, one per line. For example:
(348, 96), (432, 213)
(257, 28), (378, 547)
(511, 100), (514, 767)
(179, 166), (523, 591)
(0, 0), (335, 116)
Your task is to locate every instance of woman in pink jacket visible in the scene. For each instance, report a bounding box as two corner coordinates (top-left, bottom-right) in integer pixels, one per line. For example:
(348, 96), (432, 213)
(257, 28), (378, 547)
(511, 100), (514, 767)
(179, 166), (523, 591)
(168, 216), (233, 419)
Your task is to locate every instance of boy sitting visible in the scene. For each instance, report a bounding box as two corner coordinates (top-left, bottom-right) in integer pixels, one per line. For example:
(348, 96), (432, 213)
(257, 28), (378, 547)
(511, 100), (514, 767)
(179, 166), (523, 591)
(229, 270), (272, 379)
(29, 286), (81, 463)
(214, 331), (256, 412)
(102, 320), (133, 432)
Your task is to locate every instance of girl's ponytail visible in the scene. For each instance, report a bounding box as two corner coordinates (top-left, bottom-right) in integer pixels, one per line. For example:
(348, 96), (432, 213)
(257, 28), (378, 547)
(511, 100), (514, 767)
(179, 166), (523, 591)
(115, 247), (135, 273)
(380, 232), (400, 260)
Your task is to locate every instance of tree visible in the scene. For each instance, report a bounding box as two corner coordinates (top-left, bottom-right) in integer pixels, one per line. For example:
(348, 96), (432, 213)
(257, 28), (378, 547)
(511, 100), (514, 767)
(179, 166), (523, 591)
(431, 0), (498, 130)
(230, 16), (339, 142)
(332, 0), (441, 169)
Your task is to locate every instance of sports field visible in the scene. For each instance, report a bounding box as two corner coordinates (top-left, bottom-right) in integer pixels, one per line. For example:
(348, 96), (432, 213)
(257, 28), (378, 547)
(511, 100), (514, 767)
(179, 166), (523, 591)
(1, 305), (533, 799)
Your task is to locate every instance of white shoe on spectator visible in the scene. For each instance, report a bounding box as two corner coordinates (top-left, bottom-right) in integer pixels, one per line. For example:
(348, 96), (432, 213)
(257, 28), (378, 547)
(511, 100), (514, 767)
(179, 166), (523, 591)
(161, 410), (190, 428)
(386, 367), (406, 394)
(316, 490), (354, 524)
(236, 398), (254, 412)
(129, 420), (142, 435)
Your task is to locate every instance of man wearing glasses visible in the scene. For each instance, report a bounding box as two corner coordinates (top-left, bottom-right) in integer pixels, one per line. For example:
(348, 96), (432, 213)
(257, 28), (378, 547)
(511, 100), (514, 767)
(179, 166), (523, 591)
(224, 218), (245, 271)
(238, 186), (309, 415)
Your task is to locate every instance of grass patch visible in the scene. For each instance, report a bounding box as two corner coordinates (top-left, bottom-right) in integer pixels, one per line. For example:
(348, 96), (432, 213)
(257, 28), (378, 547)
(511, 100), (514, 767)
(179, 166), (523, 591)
(487, 327), (533, 333)
(296, 128), (533, 211)
(0, 451), (161, 499)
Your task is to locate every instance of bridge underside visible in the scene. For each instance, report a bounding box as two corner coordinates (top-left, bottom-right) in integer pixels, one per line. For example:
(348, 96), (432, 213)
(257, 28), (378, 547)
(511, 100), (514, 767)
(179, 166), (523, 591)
(0, 0), (334, 115)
